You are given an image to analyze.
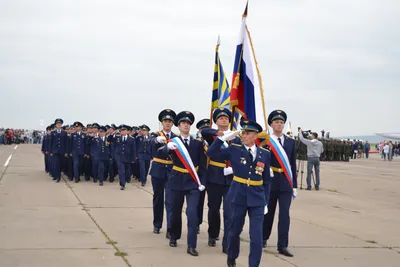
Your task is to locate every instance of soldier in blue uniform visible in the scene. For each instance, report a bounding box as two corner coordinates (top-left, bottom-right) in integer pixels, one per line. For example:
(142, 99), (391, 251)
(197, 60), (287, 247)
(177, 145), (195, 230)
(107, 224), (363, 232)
(262, 110), (297, 257)
(111, 125), (137, 190)
(88, 123), (100, 183)
(95, 126), (111, 186)
(83, 124), (92, 181)
(131, 126), (140, 181)
(69, 122), (87, 183)
(136, 124), (152, 186)
(50, 118), (68, 183)
(206, 119), (271, 267)
(164, 111), (207, 257)
(65, 125), (74, 181)
(201, 108), (242, 251)
(41, 126), (52, 174)
(150, 109), (176, 237)
(195, 119), (210, 236)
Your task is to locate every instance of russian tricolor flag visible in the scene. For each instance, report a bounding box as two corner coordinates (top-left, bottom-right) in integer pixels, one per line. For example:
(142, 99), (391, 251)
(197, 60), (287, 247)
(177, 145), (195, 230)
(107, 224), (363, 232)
(230, 2), (267, 130)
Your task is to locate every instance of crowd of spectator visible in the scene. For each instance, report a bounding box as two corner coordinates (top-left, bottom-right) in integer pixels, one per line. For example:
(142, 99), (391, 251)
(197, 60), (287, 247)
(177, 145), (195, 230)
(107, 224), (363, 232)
(377, 141), (399, 161)
(0, 128), (43, 145)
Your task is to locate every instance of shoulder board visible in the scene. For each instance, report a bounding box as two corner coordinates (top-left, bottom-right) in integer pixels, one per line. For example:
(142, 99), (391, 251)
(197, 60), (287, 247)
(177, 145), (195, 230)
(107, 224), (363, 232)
(259, 146), (270, 152)
(196, 137), (202, 142)
(231, 143), (241, 147)
(285, 134), (294, 140)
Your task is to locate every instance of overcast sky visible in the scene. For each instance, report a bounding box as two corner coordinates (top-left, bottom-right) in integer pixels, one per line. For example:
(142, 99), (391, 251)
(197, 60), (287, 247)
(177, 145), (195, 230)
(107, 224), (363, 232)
(1, 0), (399, 136)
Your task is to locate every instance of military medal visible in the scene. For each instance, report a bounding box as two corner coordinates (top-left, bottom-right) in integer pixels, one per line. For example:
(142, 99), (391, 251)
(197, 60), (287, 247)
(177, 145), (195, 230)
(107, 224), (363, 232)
(240, 157), (247, 165)
(255, 162), (265, 175)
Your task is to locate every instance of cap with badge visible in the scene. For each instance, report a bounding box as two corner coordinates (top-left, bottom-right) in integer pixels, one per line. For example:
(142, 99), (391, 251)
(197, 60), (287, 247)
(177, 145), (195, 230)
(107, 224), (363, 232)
(99, 126), (107, 132)
(132, 126), (139, 131)
(92, 123), (100, 129)
(267, 110), (287, 125)
(119, 124), (128, 131)
(87, 124), (92, 128)
(174, 111), (195, 126)
(159, 109), (177, 122)
(111, 124), (117, 130)
(240, 119), (263, 133)
(105, 125), (111, 130)
(55, 118), (63, 124)
(196, 119), (211, 130)
(213, 107), (231, 123)
(141, 124), (150, 132)
(74, 121), (84, 128)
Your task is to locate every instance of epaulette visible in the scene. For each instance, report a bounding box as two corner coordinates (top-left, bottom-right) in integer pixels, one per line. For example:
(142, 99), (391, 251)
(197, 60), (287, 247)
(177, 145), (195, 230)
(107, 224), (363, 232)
(231, 143), (241, 147)
(285, 134), (295, 140)
(196, 137), (202, 142)
(259, 146), (270, 152)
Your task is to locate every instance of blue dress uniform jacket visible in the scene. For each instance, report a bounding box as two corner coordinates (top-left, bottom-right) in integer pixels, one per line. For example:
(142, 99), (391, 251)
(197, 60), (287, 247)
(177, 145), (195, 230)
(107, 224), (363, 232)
(93, 137), (111, 160)
(201, 128), (241, 185)
(69, 132), (86, 156)
(149, 131), (176, 178)
(113, 135), (137, 163)
(206, 138), (272, 207)
(270, 135), (297, 192)
(136, 135), (152, 160)
(165, 136), (207, 191)
(50, 130), (68, 154)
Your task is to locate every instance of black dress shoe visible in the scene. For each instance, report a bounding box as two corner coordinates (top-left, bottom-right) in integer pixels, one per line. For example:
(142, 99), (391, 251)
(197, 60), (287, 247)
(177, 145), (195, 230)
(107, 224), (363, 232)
(216, 236), (219, 241)
(315, 186), (319, 191)
(222, 247), (227, 254)
(306, 186), (311, 191)
(56, 179), (60, 183)
(166, 230), (170, 239)
(197, 226), (200, 234)
(153, 228), (160, 234)
(227, 260), (236, 267)
(208, 239), (216, 247)
(278, 247), (293, 257)
(99, 182), (103, 186)
(263, 240), (267, 248)
(169, 240), (177, 247)
(141, 183), (145, 187)
(120, 186), (125, 190)
(93, 180), (97, 183)
(75, 180), (79, 183)
(187, 248), (198, 256)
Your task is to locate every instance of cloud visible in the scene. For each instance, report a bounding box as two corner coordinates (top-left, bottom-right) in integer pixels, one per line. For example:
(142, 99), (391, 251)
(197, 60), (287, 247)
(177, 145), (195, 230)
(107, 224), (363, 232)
(0, 0), (399, 135)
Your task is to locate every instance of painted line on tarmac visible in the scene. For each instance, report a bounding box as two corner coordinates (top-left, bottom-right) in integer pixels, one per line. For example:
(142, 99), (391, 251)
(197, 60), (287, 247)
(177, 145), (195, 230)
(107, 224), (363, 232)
(14, 145), (18, 150)
(4, 155), (12, 167)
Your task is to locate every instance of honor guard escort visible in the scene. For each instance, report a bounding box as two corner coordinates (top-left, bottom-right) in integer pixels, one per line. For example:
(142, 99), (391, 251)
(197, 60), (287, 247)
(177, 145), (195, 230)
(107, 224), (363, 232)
(50, 118), (68, 183)
(136, 124), (152, 186)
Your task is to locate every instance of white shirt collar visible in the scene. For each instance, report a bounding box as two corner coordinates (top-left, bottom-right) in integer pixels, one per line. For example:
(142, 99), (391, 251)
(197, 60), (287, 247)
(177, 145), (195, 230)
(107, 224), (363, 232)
(271, 133), (284, 146)
(244, 144), (257, 161)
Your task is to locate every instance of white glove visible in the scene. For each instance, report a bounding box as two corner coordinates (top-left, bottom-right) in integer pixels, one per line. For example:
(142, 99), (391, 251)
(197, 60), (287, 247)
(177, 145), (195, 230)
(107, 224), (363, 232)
(293, 189), (297, 199)
(264, 205), (268, 215)
(269, 168), (274, 177)
(167, 142), (177, 150)
(223, 167), (233, 176)
(221, 130), (241, 142)
(156, 136), (166, 143)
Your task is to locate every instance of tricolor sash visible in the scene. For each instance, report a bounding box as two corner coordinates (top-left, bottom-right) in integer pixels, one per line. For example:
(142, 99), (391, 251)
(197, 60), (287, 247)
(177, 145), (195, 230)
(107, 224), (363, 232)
(169, 137), (205, 191)
(268, 137), (293, 188)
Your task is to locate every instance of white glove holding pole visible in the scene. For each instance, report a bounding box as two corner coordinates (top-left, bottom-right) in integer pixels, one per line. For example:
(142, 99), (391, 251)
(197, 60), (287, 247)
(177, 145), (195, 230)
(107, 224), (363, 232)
(223, 167), (233, 176)
(220, 130), (241, 142)
(293, 189), (297, 199)
(264, 205), (268, 215)
(167, 142), (177, 150)
(156, 136), (166, 143)
(270, 168), (274, 177)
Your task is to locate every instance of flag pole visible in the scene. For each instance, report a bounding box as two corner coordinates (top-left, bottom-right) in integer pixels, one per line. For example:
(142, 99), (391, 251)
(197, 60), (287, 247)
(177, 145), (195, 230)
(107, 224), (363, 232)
(209, 36), (221, 129)
(245, 25), (268, 132)
(230, 3), (248, 130)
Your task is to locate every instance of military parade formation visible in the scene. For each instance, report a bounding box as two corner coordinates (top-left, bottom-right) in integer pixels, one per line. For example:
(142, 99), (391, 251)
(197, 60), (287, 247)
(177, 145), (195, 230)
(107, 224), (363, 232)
(40, 108), (300, 267)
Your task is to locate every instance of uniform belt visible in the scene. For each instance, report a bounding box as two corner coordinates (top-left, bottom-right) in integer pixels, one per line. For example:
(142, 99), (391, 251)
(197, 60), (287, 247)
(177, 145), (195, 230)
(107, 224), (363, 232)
(271, 166), (284, 173)
(172, 166), (199, 173)
(209, 160), (226, 168)
(233, 176), (263, 186)
(153, 158), (173, 165)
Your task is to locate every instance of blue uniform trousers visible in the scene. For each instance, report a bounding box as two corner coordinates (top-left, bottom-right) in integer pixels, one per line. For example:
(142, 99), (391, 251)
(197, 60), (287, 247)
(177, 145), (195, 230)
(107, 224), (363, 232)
(170, 189), (199, 248)
(117, 161), (130, 187)
(108, 159), (116, 181)
(92, 158), (99, 181)
(98, 160), (109, 183)
(73, 155), (84, 180)
(139, 159), (150, 184)
(84, 157), (91, 180)
(263, 190), (292, 249)
(52, 154), (65, 180)
(228, 204), (264, 267)
(67, 156), (73, 179)
(44, 154), (49, 173)
(198, 189), (206, 228)
(151, 176), (172, 230)
(207, 183), (230, 245)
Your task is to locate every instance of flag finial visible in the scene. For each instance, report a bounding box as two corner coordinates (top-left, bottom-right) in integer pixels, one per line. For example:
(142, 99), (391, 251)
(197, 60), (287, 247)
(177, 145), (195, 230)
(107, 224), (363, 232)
(217, 35), (220, 46)
(243, 0), (249, 17)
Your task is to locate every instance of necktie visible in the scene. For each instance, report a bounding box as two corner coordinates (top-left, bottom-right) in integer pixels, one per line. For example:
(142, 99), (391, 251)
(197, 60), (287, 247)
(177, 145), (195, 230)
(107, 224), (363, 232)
(278, 137), (283, 147)
(166, 133), (170, 140)
(248, 148), (253, 162)
(184, 138), (189, 150)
